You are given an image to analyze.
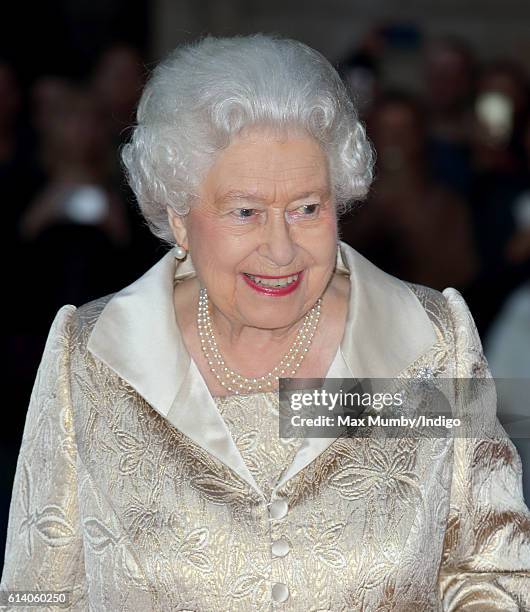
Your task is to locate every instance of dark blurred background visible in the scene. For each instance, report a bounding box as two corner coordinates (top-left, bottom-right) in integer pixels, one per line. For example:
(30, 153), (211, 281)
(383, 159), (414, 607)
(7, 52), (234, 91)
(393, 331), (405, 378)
(1, 0), (529, 573)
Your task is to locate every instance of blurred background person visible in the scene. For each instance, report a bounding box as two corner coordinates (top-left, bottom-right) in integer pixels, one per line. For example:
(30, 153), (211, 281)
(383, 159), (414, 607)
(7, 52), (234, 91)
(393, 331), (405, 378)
(423, 36), (477, 197)
(465, 61), (530, 337)
(91, 43), (146, 148)
(90, 44), (162, 273)
(340, 90), (479, 292)
(338, 25), (385, 120)
(18, 84), (131, 328)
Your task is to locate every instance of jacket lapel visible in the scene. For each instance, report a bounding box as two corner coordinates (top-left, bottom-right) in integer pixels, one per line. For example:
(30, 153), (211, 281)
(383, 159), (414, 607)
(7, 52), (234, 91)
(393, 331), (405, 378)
(87, 247), (264, 498)
(272, 243), (438, 493)
(87, 241), (438, 500)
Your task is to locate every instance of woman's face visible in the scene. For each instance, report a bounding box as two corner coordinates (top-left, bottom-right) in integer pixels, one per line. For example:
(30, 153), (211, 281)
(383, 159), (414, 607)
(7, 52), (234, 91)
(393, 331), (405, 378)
(169, 127), (338, 331)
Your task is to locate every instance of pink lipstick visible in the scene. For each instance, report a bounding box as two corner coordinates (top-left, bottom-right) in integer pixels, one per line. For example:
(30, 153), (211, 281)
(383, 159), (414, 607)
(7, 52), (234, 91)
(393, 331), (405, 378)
(242, 270), (303, 296)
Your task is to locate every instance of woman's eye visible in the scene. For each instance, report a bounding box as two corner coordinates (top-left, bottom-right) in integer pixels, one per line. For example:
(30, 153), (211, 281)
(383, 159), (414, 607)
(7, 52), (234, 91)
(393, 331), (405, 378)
(292, 203), (319, 217)
(301, 204), (319, 214)
(233, 208), (256, 219)
(286, 203), (320, 222)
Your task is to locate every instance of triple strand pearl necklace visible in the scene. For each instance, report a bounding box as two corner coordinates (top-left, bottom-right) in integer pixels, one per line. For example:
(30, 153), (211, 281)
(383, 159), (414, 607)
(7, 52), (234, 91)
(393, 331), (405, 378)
(197, 287), (322, 395)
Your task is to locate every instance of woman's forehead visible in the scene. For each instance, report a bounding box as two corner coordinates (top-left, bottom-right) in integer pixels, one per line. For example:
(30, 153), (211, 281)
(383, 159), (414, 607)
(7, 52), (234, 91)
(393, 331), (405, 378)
(201, 135), (330, 195)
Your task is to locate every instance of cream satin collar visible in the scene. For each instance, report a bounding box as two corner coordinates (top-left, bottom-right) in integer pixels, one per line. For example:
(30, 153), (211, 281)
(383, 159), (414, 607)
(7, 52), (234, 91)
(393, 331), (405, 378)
(87, 240), (437, 499)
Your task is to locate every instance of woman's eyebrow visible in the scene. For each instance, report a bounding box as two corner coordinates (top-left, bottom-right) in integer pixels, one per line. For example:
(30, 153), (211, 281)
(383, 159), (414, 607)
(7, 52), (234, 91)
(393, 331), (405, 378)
(217, 188), (328, 205)
(217, 190), (271, 204)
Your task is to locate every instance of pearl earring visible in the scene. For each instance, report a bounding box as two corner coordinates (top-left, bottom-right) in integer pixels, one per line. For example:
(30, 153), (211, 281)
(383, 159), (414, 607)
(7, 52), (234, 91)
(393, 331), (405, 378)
(174, 245), (187, 260)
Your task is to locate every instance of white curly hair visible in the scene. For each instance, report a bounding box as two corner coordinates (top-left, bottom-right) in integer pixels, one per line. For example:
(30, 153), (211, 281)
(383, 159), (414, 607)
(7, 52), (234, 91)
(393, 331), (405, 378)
(121, 33), (375, 246)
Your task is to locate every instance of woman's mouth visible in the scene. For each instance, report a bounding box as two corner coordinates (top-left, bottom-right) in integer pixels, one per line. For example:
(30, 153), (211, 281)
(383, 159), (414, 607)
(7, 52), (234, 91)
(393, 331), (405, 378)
(242, 271), (303, 296)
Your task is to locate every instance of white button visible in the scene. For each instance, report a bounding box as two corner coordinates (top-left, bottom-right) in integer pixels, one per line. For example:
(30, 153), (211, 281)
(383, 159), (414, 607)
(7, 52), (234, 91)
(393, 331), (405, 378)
(271, 538), (290, 557)
(271, 582), (289, 602)
(269, 499), (288, 519)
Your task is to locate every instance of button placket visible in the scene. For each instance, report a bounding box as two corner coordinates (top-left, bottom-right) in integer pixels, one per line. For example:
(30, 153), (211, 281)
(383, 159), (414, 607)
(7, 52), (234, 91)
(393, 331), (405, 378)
(269, 498), (289, 520)
(268, 496), (291, 603)
(271, 537), (290, 557)
(271, 581), (289, 603)
(269, 498), (289, 556)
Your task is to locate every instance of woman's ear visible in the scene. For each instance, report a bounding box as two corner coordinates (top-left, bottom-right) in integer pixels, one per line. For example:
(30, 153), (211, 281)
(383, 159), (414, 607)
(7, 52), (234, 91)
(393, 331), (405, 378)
(167, 206), (189, 249)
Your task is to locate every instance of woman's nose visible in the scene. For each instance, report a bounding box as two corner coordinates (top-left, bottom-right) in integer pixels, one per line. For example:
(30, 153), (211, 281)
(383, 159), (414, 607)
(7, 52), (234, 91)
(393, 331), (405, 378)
(258, 213), (296, 267)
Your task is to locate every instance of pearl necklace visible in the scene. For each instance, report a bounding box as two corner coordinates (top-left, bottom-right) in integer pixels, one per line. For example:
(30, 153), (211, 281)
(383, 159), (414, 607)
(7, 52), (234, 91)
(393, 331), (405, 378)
(197, 287), (322, 394)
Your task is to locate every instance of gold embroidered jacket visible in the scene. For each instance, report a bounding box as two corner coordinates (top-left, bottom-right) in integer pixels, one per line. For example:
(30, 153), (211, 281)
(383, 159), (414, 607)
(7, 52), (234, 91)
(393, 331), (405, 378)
(1, 241), (530, 611)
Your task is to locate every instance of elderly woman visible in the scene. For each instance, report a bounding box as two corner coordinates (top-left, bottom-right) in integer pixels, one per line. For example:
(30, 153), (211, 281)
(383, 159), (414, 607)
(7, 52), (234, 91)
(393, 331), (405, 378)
(2, 34), (529, 611)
